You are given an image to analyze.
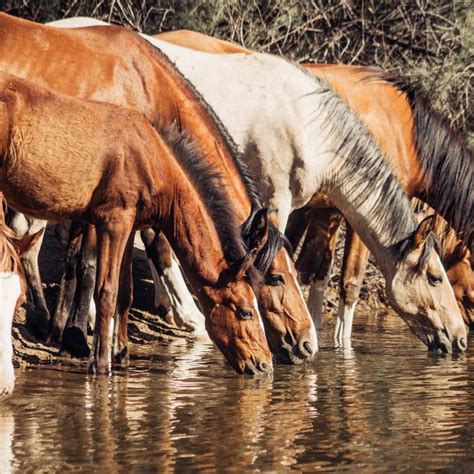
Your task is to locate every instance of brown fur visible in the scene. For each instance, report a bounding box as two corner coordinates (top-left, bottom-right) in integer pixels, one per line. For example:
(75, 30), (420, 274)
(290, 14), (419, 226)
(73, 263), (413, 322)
(0, 71), (271, 374)
(0, 14), (312, 359)
(154, 29), (473, 323)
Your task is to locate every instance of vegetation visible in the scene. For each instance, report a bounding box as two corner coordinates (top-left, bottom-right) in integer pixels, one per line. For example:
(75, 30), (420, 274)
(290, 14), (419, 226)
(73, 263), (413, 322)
(3, 0), (472, 142)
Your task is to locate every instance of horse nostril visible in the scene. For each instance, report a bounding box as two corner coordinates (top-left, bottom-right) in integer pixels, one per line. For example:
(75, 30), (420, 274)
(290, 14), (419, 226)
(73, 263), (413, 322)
(303, 341), (313, 355)
(259, 362), (268, 371)
(457, 337), (468, 352)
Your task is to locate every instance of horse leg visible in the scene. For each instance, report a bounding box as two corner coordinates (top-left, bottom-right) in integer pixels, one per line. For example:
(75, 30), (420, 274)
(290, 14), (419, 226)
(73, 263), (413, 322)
(334, 224), (370, 347)
(90, 215), (134, 375)
(8, 212), (50, 339)
(48, 221), (83, 344)
(285, 207), (310, 251)
(300, 208), (343, 329)
(142, 228), (206, 336)
(113, 231), (135, 366)
(61, 224), (97, 358)
(140, 228), (174, 322)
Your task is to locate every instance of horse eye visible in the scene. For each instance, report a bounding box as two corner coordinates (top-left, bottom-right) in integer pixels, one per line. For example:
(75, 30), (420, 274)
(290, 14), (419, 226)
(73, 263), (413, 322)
(237, 307), (253, 320)
(428, 273), (443, 286)
(268, 273), (285, 286)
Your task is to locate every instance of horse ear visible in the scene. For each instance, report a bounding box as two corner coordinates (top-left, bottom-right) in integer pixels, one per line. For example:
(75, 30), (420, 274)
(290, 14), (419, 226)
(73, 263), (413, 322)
(414, 215), (435, 247)
(234, 248), (258, 281)
(14, 227), (45, 256)
(247, 208), (273, 253)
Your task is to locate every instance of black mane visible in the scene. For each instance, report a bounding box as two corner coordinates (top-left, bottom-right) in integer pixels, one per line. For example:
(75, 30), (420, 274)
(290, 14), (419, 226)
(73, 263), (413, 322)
(143, 37), (261, 208)
(362, 69), (474, 249)
(146, 38), (293, 275)
(159, 124), (261, 288)
(241, 208), (293, 276)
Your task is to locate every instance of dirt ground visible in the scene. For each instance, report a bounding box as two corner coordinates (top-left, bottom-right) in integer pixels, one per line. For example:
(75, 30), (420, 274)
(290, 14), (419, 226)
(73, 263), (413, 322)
(12, 222), (388, 368)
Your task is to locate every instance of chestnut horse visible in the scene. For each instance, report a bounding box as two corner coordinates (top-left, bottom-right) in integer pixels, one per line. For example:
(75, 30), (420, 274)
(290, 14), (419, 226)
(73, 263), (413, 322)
(0, 193), (43, 397)
(54, 19), (470, 353)
(0, 71), (273, 375)
(150, 29), (473, 344)
(0, 13), (316, 364)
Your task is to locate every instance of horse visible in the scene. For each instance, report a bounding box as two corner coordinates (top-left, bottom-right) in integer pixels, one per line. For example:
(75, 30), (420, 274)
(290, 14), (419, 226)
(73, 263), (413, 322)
(147, 29), (473, 345)
(0, 193), (43, 397)
(286, 64), (473, 345)
(52, 19), (469, 353)
(0, 71), (274, 375)
(0, 13), (317, 364)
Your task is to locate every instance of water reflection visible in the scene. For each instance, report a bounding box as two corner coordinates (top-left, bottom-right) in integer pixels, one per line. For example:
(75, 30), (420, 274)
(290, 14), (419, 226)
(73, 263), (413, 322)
(3, 311), (474, 471)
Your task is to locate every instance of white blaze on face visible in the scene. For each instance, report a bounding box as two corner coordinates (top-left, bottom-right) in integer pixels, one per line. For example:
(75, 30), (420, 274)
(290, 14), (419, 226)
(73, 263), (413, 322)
(0, 272), (21, 398)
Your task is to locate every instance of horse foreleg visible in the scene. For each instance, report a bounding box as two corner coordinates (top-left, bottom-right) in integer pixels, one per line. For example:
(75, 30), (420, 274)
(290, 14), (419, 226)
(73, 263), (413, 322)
(48, 221), (83, 344)
(299, 208), (343, 330)
(8, 213), (50, 339)
(91, 215), (134, 375)
(62, 224), (97, 358)
(285, 207), (311, 251)
(334, 225), (370, 348)
(142, 228), (206, 336)
(113, 231), (135, 366)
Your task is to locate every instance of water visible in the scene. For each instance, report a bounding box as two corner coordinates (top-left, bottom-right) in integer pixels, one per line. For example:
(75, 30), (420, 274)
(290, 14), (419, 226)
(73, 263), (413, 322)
(3, 310), (474, 472)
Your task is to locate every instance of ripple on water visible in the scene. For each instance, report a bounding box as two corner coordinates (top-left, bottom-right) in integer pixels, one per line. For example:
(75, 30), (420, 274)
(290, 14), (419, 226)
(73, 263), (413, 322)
(2, 311), (474, 471)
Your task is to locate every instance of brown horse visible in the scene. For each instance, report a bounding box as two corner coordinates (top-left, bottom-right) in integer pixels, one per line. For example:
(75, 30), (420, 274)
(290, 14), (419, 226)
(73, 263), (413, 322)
(0, 14), (315, 364)
(0, 71), (273, 375)
(155, 29), (474, 335)
(0, 193), (43, 397)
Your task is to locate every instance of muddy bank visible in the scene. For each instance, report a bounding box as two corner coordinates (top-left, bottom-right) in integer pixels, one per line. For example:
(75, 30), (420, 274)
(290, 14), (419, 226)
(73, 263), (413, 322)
(12, 223), (388, 367)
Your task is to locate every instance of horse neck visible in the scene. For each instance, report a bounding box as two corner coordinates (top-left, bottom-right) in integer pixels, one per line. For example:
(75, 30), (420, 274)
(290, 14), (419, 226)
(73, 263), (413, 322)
(157, 144), (241, 291)
(309, 86), (417, 276)
(144, 40), (253, 209)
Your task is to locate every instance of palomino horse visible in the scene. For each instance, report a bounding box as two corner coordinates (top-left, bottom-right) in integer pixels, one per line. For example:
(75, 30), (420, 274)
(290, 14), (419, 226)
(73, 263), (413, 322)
(0, 193), (43, 397)
(149, 29), (473, 346)
(286, 64), (473, 344)
(55, 20), (469, 352)
(0, 14), (316, 364)
(0, 71), (273, 375)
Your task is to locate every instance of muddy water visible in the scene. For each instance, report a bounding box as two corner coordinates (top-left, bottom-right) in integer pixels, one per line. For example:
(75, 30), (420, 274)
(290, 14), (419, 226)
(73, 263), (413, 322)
(3, 311), (474, 472)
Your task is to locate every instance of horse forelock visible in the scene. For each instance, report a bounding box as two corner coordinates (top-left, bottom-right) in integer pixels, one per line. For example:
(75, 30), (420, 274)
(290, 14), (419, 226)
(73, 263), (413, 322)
(156, 122), (262, 289)
(241, 209), (294, 277)
(391, 231), (439, 275)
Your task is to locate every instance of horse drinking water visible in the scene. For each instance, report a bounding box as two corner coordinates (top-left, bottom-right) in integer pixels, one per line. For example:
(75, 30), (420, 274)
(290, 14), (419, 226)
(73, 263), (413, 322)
(0, 71), (272, 375)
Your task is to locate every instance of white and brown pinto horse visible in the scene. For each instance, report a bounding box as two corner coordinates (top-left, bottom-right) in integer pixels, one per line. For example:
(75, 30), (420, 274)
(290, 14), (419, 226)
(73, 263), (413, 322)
(0, 194), (43, 397)
(0, 14), (316, 366)
(0, 71), (274, 375)
(149, 30), (474, 346)
(52, 18), (469, 353)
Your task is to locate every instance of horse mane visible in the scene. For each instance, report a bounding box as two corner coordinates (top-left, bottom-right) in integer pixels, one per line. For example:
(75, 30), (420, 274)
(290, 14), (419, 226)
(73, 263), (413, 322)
(303, 71), (417, 243)
(241, 209), (293, 276)
(143, 37), (298, 277)
(157, 122), (261, 288)
(361, 69), (474, 249)
(141, 36), (261, 208)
